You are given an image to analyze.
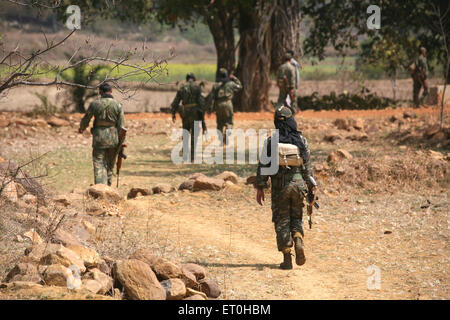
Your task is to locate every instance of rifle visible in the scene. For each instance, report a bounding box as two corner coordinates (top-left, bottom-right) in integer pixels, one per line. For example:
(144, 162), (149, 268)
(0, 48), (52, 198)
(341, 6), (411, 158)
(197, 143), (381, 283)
(116, 127), (127, 188)
(306, 176), (319, 229)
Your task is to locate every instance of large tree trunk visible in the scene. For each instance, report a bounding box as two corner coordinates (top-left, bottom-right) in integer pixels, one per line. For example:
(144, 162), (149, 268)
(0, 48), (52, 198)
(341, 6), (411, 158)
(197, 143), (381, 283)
(234, 1), (276, 111)
(204, 3), (237, 80)
(270, 0), (302, 73)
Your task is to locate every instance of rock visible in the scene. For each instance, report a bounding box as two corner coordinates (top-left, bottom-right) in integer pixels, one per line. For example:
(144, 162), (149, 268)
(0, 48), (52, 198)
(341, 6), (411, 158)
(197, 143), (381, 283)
(42, 264), (73, 287)
(47, 116), (70, 127)
(178, 180), (195, 191)
(1, 281), (43, 291)
(51, 228), (82, 246)
(82, 268), (113, 295)
(424, 124), (441, 138)
(182, 263), (207, 281)
(5, 263), (41, 283)
(24, 243), (64, 262)
(160, 278), (187, 300)
(323, 132), (343, 143)
(113, 259), (166, 300)
(427, 150), (445, 161)
(429, 131), (446, 143)
(152, 183), (173, 194)
(127, 187), (152, 199)
(152, 258), (183, 280)
(2, 182), (18, 203)
(66, 244), (102, 269)
(183, 294), (206, 300)
(349, 118), (365, 131)
(88, 185), (122, 204)
(31, 119), (48, 128)
(347, 133), (369, 141)
(22, 194), (37, 205)
(327, 149), (353, 163)
(0, 118), (10, 127)
(390, 114), (403, 122)
(15, 183), (27, 198)
(40, 246), (86, 274)
(335, 166), (346, 176)
(14, 119), (32, 126)
(188, 173), (206, 180)
(245, 175), (257, 185)
(366, 124), (379, 134)
(334, 119), (349, 130)
(81, 279), (104, 294)
(82, 220), (96, 236)
(185, 287), (208, 299)
(313, 164), (325, 173)
(23, 229), (43, 244)
(129, 249), (162, 267)
(403, 110), (417, 119)
(215, 171), (238, 184)
(193, 176), (224, 191)
(198, 278), (221, 298)
(54, 194), (71, 207)
(180, 267), (199, 289)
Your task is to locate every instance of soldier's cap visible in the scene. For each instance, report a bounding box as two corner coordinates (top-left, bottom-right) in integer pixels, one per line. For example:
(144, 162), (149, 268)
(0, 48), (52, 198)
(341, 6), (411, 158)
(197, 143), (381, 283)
(99, 82), (112, 93)
(284, 52), (293, 61)
(274, 104), (293, 120)
(186, 73), (196, 81)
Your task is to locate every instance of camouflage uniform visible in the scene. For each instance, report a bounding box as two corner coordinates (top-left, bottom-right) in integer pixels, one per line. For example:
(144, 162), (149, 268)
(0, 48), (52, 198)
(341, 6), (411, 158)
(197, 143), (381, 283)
(79, 94), (125, 186)
(412, 53), (429, 107)
(256, 136), (313, 253)
(277, 56), (297, 113)
(206, 69), (242, 141)
(171, 79), (205, 160)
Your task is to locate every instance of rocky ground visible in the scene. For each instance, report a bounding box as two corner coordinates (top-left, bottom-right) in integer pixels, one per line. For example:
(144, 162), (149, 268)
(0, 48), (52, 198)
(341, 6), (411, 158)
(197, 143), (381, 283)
(0, 105), (449, 300)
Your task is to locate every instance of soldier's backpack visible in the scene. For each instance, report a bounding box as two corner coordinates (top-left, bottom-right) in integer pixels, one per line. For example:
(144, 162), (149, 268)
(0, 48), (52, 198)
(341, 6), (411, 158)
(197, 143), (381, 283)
(278, 143), (303, 167)
(216, 82), (232, 101)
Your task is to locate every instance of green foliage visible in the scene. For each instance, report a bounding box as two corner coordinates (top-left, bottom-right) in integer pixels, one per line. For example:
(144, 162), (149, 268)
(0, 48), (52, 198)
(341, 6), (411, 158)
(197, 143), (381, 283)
(60, 57), (107, 113)
(297, 89), (397, 111)
(28, 92), (58, 118)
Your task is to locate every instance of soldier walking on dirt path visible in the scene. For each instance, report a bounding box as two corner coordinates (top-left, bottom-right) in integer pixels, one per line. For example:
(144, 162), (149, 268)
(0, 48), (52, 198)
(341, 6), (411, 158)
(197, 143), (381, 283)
(171, 73), (206, 162)
(287, 49), (301, 90)
(255, 105), (316, 270)
(206, 68), (242, 145)
(78, 83), (125, 186)
(410, 47), (429, 108)
(277, 52), (298, 114)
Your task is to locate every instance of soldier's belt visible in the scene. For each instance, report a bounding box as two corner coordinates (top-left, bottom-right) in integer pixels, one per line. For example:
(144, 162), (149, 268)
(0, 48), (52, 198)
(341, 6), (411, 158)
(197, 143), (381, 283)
(95, 120), (116, 127)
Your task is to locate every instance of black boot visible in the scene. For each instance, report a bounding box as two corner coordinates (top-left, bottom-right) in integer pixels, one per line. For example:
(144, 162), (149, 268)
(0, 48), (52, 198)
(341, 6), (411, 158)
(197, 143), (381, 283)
(293, 234), (306, 266)
(279, 251), (293, 270)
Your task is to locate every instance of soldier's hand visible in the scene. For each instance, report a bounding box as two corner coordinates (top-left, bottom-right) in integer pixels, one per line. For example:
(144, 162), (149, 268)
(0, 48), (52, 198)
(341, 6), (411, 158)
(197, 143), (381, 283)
(172, 114), (176, 123)
(256, 188), (265, 206)
(229, 74), (235, 80)
(307, 189), (315, 204)
(78, 128), (84, 134)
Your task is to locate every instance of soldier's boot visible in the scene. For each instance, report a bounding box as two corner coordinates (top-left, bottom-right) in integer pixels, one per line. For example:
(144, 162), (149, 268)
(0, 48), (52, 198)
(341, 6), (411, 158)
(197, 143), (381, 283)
(293, 232), (306, 266)
(279, 248), (293, 270)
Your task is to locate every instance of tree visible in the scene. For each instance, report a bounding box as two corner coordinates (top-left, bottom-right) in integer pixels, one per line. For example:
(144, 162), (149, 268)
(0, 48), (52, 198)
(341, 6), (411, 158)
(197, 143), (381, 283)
(302, 0), (450, 83)
(68, 0), (302, 111)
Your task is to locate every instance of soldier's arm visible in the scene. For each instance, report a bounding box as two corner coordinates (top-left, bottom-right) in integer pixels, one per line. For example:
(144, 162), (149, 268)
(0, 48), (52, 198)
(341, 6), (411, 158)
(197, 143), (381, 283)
(79, 102), (95, 132)
(231, 76), (242, 92)
(117, 103), (125, 130)
(205, 87), (215, 113)
(299, 135), (314, 190)
(255, 138), (271, 188)
(170, 90), (182, 116)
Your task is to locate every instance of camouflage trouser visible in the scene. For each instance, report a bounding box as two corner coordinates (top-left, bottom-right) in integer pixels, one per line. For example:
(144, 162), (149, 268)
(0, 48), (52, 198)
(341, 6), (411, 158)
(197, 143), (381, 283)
(216, 102), (233, 144)
(180, 105), (203, 162)
(271, 183), (305, 252)
(413, 78), (429, 107)
(277, 89), (297, 113)
(93, 148), (116, 186)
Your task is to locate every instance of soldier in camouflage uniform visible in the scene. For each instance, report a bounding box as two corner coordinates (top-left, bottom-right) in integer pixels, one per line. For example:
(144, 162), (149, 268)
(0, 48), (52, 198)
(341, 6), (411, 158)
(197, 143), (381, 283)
(411, 47), (429, 108)
(277, 52), (297, 114)
(206, 68), (242, 145)
(171, 73), (206, 161)
(256, 105), (315, 269)
(78, 83), (125, 186)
